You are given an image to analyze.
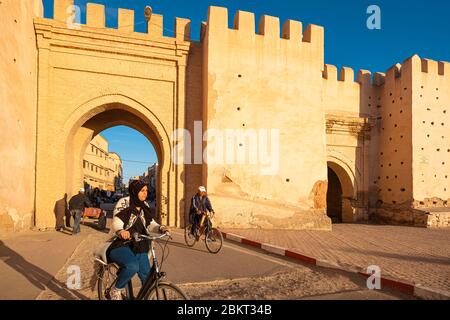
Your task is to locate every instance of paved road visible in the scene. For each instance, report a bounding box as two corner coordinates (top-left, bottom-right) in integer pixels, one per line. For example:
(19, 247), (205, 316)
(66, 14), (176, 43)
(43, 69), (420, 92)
(0, 227), (96, 300)
(34, 224), (414, 300)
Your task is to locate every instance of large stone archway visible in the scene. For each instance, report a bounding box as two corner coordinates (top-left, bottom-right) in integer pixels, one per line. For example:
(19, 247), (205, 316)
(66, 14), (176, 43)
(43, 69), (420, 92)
(34, 93), (184, 229)
(65, 96), (171, 225)
(33, 6), (192, 229)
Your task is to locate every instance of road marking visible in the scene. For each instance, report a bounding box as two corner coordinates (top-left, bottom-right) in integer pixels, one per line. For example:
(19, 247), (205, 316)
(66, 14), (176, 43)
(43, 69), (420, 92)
(170, 230), (298, 269)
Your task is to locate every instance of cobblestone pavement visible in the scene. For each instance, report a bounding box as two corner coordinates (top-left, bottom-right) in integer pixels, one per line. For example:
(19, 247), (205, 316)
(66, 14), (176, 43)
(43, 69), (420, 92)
(223, 224), (450, 293)
(36, 230), (413, 300)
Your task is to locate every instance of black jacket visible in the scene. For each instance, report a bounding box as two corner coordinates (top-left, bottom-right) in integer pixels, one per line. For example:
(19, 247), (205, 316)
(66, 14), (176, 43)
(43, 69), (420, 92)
(109, 205), (159, 254)
(68, 193), (92, 211)
(190, 194), (214, 215)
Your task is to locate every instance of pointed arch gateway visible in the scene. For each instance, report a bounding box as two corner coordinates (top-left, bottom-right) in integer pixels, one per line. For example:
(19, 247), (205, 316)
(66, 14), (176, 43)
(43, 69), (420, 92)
(35, 94), (184, 229)
(326, 156), (357, 223)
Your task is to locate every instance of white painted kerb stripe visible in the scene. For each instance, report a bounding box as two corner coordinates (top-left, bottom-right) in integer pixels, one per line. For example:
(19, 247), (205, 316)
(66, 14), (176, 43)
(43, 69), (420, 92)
(261, 243), (286, 256)
(225, 233), (244, 243)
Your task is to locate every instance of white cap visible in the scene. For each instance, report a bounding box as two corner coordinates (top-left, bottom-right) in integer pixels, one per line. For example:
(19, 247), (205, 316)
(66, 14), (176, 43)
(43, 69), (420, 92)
(79, 188), (85, 193)
(198, 186), (206, 193)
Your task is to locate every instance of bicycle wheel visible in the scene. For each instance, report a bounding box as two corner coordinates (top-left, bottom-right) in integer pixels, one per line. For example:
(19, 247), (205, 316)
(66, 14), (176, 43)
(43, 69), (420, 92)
(205, 228), (223, 254)
(184, 224), (196, 247)
(146, 282), (188, 300)
(97, 263), (120, 300)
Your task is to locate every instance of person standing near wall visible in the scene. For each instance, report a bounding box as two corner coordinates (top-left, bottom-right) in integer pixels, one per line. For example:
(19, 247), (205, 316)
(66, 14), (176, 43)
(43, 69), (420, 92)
(54, 193), (68, 231)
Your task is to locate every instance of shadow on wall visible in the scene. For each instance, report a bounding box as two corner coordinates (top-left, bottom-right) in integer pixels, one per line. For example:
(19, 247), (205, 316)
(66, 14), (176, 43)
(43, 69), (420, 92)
(0, 240), (89, 300)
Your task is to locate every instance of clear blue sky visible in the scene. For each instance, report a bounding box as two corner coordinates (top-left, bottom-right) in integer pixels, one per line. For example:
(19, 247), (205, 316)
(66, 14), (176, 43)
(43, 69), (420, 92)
(99, 126), (157, 182)
(42, 0), (450, 180)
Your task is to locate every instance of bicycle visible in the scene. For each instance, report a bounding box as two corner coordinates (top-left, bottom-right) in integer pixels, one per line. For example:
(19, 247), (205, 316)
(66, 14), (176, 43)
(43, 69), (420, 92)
(94, 232), (188, 300)
(184, 211), (223, 254)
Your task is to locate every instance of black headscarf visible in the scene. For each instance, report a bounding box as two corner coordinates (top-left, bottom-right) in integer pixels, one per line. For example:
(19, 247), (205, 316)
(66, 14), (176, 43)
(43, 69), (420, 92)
(128, 180), (147, 212)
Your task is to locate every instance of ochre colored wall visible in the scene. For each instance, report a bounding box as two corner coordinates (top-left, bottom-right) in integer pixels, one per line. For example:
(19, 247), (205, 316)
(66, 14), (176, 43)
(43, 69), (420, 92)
(412, 59), (450, 204)
(1, 1), (448, 232)
(0, 0), (43, 232)
(202, 7), (331, 230)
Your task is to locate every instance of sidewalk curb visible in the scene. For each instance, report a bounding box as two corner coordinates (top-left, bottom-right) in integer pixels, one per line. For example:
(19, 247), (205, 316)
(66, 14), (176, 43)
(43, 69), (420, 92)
(221, 231), (450, 300)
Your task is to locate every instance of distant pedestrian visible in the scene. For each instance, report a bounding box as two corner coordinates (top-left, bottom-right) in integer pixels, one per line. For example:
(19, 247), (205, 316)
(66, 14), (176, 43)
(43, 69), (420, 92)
(54, 193), (68, 231)
(68, 188), (92, 235)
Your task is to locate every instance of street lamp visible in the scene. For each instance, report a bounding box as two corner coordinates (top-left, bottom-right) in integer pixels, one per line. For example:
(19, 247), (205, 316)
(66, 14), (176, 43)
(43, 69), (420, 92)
(144, 6), (152, 34)
(144, 6), (152, 22)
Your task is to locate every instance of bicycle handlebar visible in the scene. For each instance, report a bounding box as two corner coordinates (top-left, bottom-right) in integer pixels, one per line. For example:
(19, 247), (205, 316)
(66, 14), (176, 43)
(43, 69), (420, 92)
(133, 232), (171, 241)
(122, 232), (171, 245)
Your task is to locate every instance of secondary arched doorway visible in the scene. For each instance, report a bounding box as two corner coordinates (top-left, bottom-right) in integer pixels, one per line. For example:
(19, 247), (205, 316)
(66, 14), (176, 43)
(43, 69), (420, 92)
(326, 160), (355, 223)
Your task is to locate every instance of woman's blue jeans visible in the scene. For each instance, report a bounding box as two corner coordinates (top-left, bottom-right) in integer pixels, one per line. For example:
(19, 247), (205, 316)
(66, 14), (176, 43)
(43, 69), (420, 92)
(108, 246), (151, 289)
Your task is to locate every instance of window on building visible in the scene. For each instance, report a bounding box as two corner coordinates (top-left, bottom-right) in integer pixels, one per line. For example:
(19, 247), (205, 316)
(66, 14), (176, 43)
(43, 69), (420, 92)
(91, 164), (93, 171)
(91, 145), (94, 153)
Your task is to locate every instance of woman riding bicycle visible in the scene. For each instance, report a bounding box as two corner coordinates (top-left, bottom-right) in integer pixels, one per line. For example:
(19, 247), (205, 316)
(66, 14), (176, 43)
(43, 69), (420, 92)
(107, 179), (169, 300)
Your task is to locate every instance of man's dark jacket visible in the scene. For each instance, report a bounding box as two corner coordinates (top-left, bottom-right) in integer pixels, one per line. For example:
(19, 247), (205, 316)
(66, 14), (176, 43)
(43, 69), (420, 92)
(69, 193), (92, 211)
(190, 194), (214, 214)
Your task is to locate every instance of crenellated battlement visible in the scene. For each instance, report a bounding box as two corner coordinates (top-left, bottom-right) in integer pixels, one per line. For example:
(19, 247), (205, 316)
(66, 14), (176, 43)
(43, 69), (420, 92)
(207, 6), (324, 47)
(372, 55), (449, 88)
(322, 64), (359, 83)
(50, 0), (191, 42)
(421, 58), (450, 76)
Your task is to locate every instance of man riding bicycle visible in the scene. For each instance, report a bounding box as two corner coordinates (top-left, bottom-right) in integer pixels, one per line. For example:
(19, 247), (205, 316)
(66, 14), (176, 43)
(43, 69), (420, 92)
(107, 180), (169, 300)
(189, 186), (215, 238)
